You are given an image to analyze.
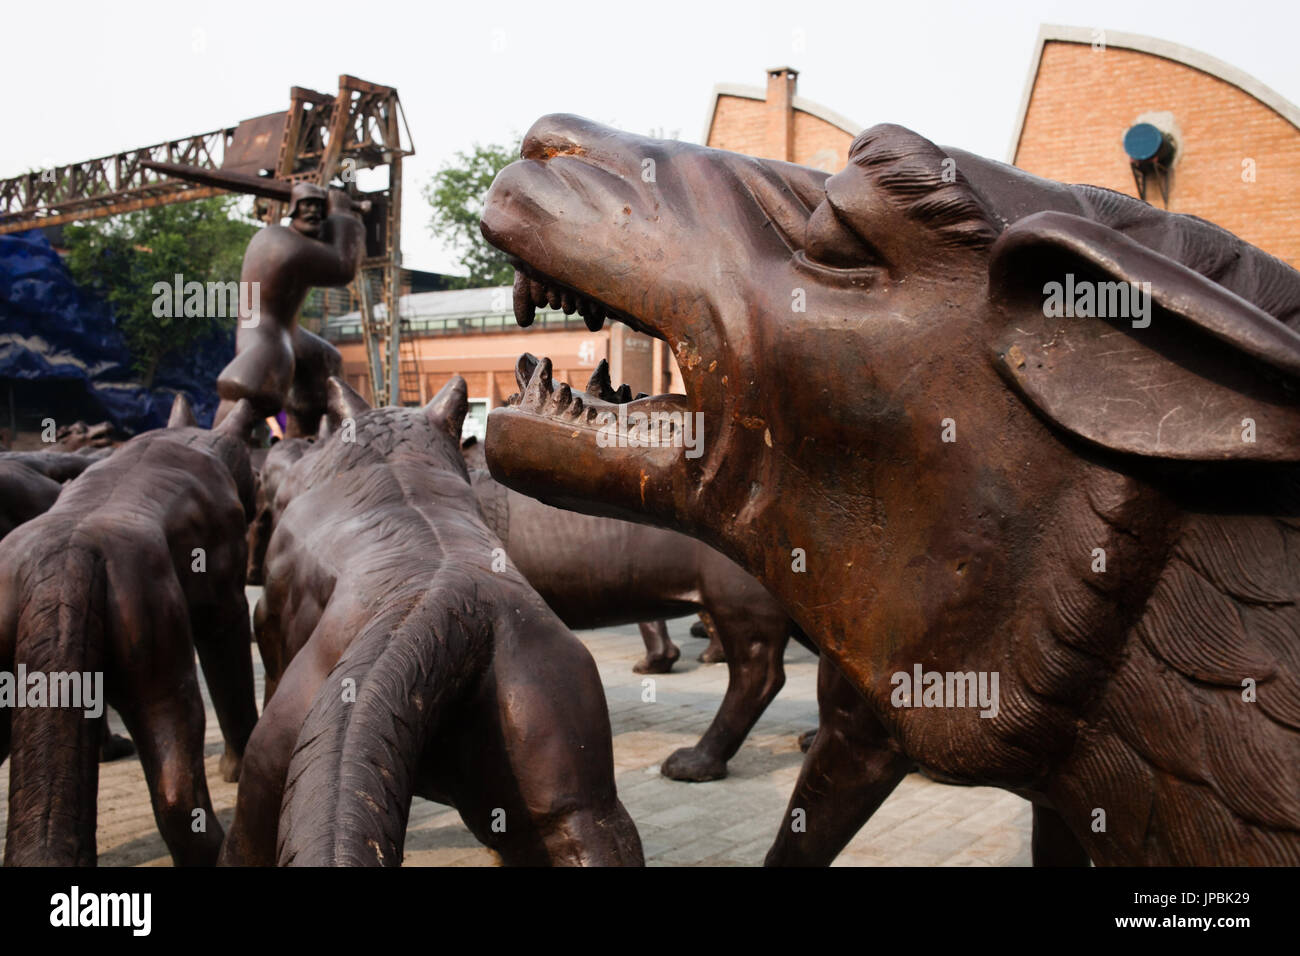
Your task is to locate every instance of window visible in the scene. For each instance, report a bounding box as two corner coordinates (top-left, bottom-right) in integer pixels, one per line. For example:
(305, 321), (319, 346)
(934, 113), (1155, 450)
(463, 399), (489, 442)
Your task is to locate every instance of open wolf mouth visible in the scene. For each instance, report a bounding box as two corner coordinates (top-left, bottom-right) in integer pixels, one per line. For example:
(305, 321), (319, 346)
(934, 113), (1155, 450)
(507, 348), (702, 468)
(510, 262), (665, 342)
(504, 243), (695, 421)
(478, 113), (813, 525)
(506, 346), (688, 425)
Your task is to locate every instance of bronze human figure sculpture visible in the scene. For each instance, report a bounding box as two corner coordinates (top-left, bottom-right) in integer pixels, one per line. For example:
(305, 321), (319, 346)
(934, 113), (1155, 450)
(0, 396), (260, 865)
(481, 115), (1300, 865)
(213, 183), (365, 436)
(221, 377), (642, 866)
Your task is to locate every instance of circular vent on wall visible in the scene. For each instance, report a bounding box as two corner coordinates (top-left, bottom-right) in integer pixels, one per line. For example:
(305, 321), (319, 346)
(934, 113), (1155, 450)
(1123, 121), (1178, 207)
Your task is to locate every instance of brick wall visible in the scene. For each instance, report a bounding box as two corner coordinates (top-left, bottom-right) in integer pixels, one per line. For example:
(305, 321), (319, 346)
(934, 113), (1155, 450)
(792, 111), (853, 172)
(336, 324), (674, 409)
(708, 96), (769, 157)
(708, 95), (853, 172)
(706, 66), (855, 173)
(1015, 41), (1300, 267)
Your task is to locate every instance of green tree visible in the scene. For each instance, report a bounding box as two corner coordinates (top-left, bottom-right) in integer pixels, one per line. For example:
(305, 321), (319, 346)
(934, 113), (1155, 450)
(63, 195), (257, 386)
(424, 140), (518, 288)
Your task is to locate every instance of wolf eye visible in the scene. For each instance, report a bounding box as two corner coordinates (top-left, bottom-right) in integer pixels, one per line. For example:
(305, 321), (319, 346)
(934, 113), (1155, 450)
(803, 200), (879, 270)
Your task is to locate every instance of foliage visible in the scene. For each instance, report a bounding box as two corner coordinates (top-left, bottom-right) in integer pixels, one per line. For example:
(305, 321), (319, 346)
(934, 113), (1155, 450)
(423, 140), (518, 289)
(63, 195), (257, 386)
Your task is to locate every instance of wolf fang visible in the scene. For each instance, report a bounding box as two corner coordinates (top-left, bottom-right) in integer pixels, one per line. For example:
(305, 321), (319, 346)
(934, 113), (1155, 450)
(890, 664), (1000, 718)
(49, 886), (151, 936)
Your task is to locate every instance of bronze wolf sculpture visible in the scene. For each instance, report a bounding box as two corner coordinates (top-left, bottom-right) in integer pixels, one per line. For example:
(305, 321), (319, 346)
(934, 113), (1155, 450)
(1, 448), (135, 763)
(250, 431), (690, 678)
(0, 397), (260, 865)
(0, 453), (87, 540)
(463, 414), (808, 783)
(221, 377), (642, 866)
(247, 416), (804, 784)
(481, 115), (1300, 865)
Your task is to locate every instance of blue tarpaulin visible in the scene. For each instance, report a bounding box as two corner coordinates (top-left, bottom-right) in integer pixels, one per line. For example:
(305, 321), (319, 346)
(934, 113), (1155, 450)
(0, 229), (232, 432)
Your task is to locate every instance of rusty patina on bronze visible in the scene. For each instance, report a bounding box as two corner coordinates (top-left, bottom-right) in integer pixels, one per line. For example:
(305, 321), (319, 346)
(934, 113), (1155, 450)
(481, 116), (1300, 865)
(221, 377), (642, 866)
(0, 397), (260, 865)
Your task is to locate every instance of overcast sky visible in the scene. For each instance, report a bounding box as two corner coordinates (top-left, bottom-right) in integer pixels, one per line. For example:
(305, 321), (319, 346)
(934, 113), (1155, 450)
(5, 0), (1297, 275)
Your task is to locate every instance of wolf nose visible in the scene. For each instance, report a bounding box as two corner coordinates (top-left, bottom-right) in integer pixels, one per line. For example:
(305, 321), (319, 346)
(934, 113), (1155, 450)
(521, 114), (608, 161)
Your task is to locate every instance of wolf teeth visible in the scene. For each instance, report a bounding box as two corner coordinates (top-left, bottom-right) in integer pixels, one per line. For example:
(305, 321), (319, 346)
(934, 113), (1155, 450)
(513, 271), (536, 328)
(529, 279), (548, 309)
(550, 381), (573, 414)
(586, 359), (614, 399)
(515, 352), (539, 392)
(508, 351), (656, 422)
(582, 360), (639, 404)
(520, 356), (552, 410)
(511, 266), (620, 332)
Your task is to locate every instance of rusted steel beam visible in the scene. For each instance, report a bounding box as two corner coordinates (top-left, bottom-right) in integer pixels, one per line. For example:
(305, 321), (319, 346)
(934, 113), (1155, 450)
(0, 186), (223, 235)
(0, 128), (235, 229)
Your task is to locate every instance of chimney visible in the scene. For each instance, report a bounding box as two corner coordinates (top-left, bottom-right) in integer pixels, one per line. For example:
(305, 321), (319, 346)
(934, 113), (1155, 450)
(765, 66), (798, 162)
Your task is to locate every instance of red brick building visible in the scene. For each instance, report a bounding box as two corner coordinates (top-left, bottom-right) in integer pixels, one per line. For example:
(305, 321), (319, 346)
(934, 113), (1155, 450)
(703, 66), (860, 171)
(1010, 25), (1300, 267)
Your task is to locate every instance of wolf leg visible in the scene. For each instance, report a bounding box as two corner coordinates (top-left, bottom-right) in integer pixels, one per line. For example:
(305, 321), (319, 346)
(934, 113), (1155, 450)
(765, 657), (910, 866)
(662, 605), (789, 782)
(191, 590), (259, 784)
(633, 619), (680, 674)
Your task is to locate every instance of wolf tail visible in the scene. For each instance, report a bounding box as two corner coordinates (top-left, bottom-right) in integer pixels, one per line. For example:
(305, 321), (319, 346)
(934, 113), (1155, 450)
(4, 541), (107, 866)
(276, 599), (486, 866)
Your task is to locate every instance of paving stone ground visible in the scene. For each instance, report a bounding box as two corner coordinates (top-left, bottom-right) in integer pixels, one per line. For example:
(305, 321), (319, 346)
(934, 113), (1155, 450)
(0, 607), (1032, 866)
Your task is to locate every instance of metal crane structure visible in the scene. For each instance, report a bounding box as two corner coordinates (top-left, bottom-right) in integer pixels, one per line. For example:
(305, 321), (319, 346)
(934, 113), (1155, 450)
(0, 75), (417, 407)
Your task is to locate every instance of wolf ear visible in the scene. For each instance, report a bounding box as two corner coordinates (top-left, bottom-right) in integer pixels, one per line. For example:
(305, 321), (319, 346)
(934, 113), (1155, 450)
(425, 375), (468, 439)
(167, 393), (196, 429)
(315, 413), (332, 442)
(822, 124), (997, 274)
(989, 211), (1300, 462)
(326, 376), (371, 429)
(215, 399), (258, 439)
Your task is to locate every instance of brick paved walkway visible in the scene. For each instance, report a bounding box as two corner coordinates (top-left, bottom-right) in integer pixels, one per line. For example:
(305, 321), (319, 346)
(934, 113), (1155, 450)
(0, 614), (1032, 866)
